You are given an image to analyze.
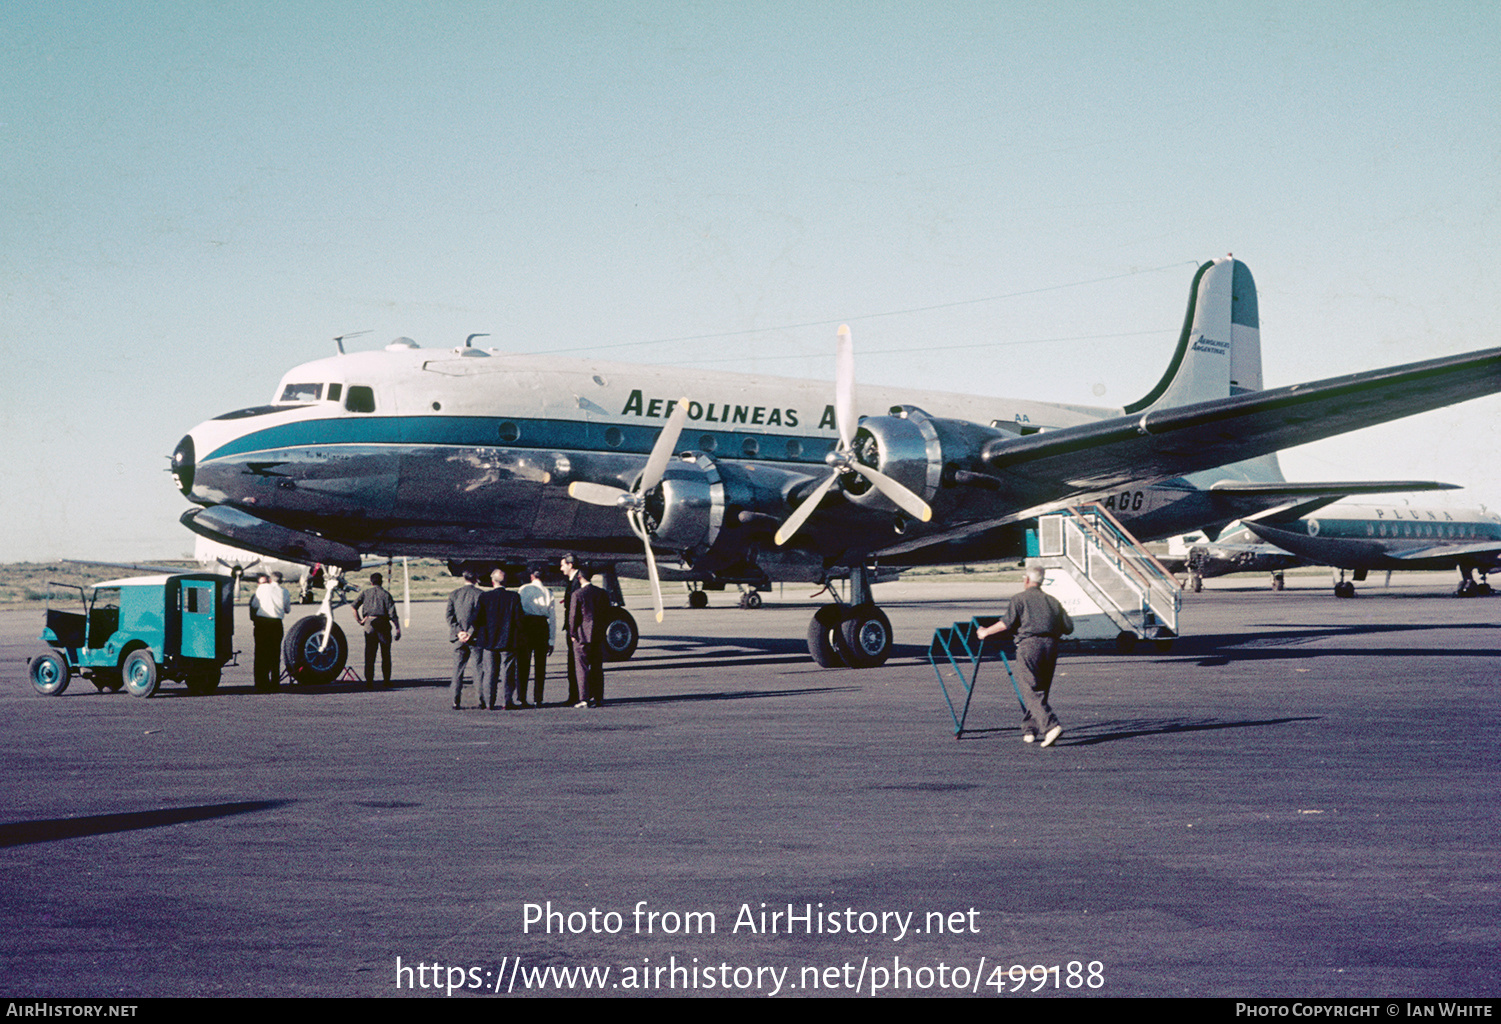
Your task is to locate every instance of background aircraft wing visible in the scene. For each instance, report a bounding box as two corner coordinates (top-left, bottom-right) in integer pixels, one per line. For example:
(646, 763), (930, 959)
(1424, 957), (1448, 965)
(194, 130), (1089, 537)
(982, 346), (1501, 499)
(1390, 541), (1501, 561)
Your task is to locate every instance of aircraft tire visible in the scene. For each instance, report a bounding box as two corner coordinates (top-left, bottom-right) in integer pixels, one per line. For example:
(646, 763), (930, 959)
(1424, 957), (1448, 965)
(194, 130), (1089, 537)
(739, 590), (762, 609)
(1334, 582), (1356, 599)
(183, 665), (221, 695)
(838, 604), (893, 668)
(282, 617), (348, 685)
(688, 590), (709, 609)
(807, 605), (848, 668)
(29, 650), (70, 696)
(602, 608), (638, 662)
(122, 649), (160, 698)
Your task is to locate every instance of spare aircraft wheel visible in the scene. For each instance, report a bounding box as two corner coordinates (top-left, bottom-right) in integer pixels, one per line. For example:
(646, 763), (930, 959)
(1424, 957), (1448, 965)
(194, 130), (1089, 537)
(807, 604), (848, 668)
(602, 608), (638, 662)
(281, 616), (348, 685)
(122, 649), (160, 698)
(29, 651), (70, 696)
(838, 603), (893, 668)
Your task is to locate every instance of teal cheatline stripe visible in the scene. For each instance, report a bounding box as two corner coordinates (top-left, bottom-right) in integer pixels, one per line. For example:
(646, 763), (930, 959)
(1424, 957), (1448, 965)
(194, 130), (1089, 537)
(202, 414), (827, 465)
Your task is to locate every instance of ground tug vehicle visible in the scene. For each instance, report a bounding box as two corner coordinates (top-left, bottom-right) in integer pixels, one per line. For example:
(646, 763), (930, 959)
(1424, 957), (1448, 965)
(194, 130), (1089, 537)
(28, 573), (236, 697)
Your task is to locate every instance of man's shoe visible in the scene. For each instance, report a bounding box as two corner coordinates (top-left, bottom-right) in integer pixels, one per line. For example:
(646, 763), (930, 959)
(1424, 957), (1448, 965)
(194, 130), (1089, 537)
(1022, 732), (1037, 744)
(574, 701), (590, 708)
(1040, 725), (1063, 748)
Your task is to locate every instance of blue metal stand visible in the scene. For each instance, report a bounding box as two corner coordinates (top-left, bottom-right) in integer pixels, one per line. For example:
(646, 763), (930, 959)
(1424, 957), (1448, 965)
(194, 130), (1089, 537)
(928, 618), (1018, 739)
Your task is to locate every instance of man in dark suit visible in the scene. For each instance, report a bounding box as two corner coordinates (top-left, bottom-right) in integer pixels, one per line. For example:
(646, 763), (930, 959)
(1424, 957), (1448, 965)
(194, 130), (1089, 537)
(559, 554), (583, 705)
(476, 568), (524, 709)
(568, 566), (612, 708)
(446, 571), (482, 709)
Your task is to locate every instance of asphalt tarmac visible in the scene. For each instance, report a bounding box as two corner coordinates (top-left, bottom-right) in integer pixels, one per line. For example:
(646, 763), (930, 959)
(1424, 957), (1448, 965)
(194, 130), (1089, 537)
(2, 574), (1498, 998)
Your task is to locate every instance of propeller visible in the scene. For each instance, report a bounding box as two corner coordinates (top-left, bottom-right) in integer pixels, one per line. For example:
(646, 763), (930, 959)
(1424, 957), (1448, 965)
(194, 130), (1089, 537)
(567, 397), (692, 623)
(774, 325), (933, 546)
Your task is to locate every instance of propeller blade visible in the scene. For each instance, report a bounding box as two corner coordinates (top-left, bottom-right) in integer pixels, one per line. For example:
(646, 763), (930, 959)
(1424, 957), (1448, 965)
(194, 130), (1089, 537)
(315, 568), (337, 652)
(640, 396), (692, 493)
(402, 555), (411, 628)
(835, 325), (857, 448)
(848, 462), (933, 522)
(568, 481), (631, 507)
(774, 471), (840, 546)
(642, 530), (665, 624)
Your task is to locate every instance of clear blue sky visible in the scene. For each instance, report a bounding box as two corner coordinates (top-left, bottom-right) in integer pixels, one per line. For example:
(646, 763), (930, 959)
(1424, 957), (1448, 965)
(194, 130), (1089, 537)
(3, 1), (1497, 562)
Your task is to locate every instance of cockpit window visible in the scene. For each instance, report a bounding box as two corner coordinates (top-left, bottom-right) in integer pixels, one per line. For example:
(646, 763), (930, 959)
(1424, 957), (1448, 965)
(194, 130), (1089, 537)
(280, 382), (323, 403)
(326, 383), (343, 403)
(345, 385), (376, 413)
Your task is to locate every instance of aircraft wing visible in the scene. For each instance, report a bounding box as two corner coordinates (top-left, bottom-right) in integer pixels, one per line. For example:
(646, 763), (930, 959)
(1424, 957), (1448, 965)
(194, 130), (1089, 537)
(982, 346), (1501, 499)
(876, 346), (1501, 558)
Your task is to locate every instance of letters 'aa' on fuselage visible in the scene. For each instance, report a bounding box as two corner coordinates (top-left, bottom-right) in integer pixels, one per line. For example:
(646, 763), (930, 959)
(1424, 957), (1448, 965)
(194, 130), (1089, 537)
(171, 257), (1501, 589)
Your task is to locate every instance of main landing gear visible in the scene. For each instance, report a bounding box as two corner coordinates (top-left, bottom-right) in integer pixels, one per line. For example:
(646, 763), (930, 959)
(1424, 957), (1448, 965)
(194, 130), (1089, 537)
(1332, 568), (1362, 598)
(1456, 566), (1495, 598)
(806, 566), (893, 669)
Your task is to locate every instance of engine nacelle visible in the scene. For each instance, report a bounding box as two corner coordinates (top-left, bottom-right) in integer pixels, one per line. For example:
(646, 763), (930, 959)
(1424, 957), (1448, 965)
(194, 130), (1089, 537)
(641, 452), (792, 569)
(842, 406), (1016, 515)
(644, 453), (729, 554)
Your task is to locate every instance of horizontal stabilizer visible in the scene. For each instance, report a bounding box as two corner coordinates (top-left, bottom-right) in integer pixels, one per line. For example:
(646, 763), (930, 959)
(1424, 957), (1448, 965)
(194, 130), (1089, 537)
(1206, 480), (1459, 496)
(1210, 481), (1460, 526)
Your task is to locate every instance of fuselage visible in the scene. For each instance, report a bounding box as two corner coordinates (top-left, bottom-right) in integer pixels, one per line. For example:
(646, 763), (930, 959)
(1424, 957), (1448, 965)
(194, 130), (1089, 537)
(1244, 504), (1501, 572)
(172, 337), (1298, 576)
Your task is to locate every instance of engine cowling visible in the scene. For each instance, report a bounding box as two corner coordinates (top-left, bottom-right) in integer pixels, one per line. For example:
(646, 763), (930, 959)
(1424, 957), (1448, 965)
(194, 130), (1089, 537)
(841, 405), (1015, 515)
(642, 453), (728, 554)
(639, 452), (791, 570)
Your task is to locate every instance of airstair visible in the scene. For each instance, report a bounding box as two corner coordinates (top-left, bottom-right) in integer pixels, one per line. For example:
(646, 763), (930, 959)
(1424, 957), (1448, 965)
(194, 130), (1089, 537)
(1031, 503), (1183, 651)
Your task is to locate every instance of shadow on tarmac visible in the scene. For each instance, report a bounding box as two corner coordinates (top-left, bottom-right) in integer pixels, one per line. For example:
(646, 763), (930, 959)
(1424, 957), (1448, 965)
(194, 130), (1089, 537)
(1060, 715), (1321, 746)
(0, 799), (288, 847)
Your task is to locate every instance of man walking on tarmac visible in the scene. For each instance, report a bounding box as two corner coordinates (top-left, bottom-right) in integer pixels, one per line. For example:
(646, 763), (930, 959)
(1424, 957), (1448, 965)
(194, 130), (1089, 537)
(976, 565), (1074, 747)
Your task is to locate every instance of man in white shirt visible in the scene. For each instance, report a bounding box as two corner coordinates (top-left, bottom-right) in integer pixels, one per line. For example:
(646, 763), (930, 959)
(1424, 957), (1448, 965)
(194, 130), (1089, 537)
(516, 568), (556, 706)
(248, 573), (291, 691)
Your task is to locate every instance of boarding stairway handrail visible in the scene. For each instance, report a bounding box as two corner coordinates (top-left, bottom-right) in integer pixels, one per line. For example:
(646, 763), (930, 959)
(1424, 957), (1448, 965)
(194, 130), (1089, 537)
(1038, 505), (1182, 641)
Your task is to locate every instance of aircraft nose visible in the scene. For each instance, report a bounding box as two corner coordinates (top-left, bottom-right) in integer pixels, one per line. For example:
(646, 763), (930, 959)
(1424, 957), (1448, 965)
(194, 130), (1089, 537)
(171, 434), (195, 497)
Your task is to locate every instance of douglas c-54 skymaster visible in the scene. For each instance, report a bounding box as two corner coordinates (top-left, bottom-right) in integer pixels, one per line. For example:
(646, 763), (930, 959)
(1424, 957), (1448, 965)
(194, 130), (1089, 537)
(172, 257), (1501, 677)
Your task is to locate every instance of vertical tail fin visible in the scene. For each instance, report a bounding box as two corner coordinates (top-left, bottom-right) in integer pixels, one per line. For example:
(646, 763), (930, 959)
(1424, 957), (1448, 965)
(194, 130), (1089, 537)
(1127, 257), (1284, 484)
(1125, 256), (1262, 412)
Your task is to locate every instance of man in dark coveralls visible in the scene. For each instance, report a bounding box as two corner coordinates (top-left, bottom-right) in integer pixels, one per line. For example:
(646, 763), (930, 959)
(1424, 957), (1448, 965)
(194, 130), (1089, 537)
(977, 565), (1075, 747)
(352, 571), (401, 688)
